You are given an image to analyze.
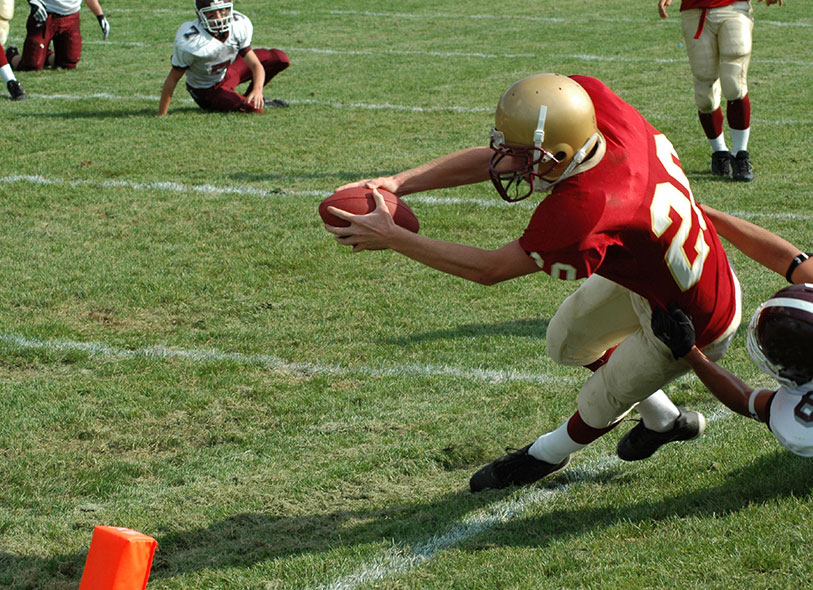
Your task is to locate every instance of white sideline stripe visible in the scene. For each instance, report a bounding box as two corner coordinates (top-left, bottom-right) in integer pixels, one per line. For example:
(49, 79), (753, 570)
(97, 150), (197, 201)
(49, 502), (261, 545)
(3, 174), (812, 221)
(101, 8), (813, 28)
(289, 47), (536, 59)
(8, 36), (810, 66)
(0, 173), (326, 199)
(18, 93), (813, 125)
(316, 409), (732, 590)
(0, 332), (575, 385)
(83, 40), (147, 47)
(282, 9), (813, 28)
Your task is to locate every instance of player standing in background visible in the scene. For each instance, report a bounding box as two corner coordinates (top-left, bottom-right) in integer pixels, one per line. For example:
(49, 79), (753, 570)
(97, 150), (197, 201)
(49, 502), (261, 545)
(325, 73), (741, 492)
(658, 0), (784, 182)
(0, 40), (25, 99)
(5, 0), (109, 71)
(158, 0), (290, 116)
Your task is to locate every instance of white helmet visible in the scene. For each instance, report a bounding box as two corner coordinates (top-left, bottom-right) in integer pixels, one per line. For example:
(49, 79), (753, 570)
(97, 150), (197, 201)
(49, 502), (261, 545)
(195, 0), (233, 35)
(746, 284), (813, 392)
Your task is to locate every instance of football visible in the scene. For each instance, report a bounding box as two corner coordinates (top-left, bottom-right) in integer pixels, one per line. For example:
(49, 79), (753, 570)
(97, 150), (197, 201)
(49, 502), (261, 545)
(318, 187), (420, 233)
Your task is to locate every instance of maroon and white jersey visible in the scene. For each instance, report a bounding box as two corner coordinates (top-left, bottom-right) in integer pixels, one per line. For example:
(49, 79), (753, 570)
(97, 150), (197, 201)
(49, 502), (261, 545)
(679, 0), (741, 10)
(42, 0), (82, 15)
(171, 11), (252, 89)
(518, 75), (737, 348)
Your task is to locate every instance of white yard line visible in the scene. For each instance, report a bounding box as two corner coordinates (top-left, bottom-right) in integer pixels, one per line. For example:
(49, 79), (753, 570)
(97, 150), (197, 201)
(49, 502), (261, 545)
(2, 174), (811, 221)
(0, 332), (575, 385)
(282, 9), (812, 28)
(16, 93), (813, 125)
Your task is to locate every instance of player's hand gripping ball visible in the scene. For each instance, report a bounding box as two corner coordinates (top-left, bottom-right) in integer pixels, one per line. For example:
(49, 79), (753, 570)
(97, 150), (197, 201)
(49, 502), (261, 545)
(319, 187), (420, 233)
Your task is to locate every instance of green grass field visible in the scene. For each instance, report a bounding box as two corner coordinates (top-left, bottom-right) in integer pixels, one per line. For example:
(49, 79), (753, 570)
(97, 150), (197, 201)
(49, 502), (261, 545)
(1, 1), (812, 588)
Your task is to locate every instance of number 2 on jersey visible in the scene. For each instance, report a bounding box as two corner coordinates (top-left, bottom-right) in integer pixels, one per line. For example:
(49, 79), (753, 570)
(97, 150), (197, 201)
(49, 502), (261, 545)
(650, 134), (710, 292)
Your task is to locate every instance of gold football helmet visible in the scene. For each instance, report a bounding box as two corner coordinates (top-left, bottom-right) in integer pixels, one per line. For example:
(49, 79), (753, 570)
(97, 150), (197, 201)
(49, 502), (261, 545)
(489, 73), (600, 201)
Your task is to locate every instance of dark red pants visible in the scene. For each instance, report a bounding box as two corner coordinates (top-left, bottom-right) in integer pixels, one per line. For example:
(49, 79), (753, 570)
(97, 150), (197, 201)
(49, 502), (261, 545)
(19, 11), (82, 70)
(186, 48), (290, 114)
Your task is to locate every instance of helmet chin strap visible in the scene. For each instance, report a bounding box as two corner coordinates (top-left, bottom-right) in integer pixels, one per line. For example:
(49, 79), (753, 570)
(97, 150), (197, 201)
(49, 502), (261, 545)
(533, 132), (600, 193)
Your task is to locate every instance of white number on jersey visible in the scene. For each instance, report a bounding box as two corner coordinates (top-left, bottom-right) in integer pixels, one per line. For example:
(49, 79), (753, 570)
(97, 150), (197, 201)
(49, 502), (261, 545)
(650, 134), (710, 292)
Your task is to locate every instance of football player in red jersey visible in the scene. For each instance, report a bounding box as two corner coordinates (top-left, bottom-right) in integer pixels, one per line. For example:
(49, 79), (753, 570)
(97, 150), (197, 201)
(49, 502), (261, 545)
(658, 0), (784, 182)
(325, 73), (742, 492)
(158, 0), (290, 116)
(6, 0), (109, 71)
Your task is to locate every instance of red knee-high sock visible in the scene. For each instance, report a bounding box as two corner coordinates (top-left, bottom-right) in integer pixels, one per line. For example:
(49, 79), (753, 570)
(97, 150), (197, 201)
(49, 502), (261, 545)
(566, 411), (620, 445)
(698, 107), (724, 139)
(726, 94), (751, 130)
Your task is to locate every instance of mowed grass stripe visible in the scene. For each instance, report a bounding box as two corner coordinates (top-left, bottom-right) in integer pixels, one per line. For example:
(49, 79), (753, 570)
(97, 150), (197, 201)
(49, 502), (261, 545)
(0, 332), (578, 385)
(317, 408), (733, 590)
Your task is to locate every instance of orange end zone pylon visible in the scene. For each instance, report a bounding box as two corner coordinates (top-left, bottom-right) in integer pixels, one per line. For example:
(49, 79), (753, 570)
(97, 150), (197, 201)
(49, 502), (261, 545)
(79, 526), (158, 590)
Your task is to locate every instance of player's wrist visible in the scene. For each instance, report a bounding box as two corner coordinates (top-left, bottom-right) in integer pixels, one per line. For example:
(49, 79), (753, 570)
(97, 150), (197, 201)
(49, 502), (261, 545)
(786, 252), (812, 283)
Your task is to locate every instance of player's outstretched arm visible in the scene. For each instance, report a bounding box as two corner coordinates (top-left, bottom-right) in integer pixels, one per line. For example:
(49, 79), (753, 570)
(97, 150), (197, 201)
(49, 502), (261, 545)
(657, 0), (673, 19)
(702, 204), (813, 283)
(335, 147), (494, 197)
(158, 67), (185, 116)
(682, 347), (771, 420)
(326, 189), (540, 284)
(757, 0), (783, 7)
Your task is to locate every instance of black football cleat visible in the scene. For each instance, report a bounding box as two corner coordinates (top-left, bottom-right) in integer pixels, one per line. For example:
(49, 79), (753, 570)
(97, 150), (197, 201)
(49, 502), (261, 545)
(711, 151), (731, 177)
(617, 407), (706, 461)
(7, 80), (26, 101)
(731, 150), (754, 182)
(469, 444), (570, 492)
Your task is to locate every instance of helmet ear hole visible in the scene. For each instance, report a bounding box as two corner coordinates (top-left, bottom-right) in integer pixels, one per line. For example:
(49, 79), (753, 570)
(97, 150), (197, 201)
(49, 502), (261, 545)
(554, 151), (566, 161)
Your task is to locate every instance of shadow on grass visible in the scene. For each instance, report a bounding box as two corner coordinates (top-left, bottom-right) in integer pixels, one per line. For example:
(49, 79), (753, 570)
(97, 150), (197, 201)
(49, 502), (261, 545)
(1, 451), (810, 588)
(487, 449), (813, 550)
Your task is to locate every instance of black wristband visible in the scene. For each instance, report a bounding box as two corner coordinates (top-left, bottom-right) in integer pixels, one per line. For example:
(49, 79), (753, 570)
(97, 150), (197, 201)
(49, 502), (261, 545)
(785, 252), (811, 283)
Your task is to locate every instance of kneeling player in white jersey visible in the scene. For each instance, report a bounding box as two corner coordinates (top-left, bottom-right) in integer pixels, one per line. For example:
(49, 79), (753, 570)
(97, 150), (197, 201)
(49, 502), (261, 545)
(158, 0), (290, 116)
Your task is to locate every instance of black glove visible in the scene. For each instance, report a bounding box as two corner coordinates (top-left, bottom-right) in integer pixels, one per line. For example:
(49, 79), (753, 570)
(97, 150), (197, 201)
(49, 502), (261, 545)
(97, 14), (110, 40)
(651, 302), (695, 359)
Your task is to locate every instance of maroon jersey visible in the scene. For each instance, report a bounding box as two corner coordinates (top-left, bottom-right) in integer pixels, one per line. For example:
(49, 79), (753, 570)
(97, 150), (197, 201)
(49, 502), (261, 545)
(679, 0), (740, 9)
(517, 76), (737, 347)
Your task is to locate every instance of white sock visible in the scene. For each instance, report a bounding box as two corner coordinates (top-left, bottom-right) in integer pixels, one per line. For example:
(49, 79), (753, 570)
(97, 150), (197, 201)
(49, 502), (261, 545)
(635, 390), (681, 432)
(708, 133), (727, 153)
(528, 421), (586, 464)
(730, 128), (750, 155)
(0, 64), (15, 85)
